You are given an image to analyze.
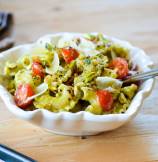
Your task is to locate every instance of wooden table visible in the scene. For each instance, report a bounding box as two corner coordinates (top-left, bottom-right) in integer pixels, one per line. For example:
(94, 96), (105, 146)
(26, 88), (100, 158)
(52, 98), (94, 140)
(0, 0), (158, 161)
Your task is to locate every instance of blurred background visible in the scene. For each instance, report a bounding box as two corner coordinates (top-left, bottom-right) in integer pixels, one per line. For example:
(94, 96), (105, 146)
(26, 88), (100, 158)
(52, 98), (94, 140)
(0, 0), (157, 48)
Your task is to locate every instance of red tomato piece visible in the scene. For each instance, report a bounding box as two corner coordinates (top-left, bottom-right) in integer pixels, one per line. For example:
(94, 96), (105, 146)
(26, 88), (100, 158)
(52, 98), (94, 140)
(32, 61), (45, 78)
(96, 90), (113, 111)
(14, 84), (34, 109)
(110, 57), (129, 79)
(32, 56), (41, 64)
(61, 47), (79, 63)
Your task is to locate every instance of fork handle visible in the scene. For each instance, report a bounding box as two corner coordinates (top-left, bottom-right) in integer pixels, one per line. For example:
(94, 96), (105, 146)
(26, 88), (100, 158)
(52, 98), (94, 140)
(123, 68), (158, 83)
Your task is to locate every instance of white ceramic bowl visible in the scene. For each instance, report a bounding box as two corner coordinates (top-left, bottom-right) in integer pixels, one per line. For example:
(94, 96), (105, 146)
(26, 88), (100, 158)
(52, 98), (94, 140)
(0, 33), (155, 136)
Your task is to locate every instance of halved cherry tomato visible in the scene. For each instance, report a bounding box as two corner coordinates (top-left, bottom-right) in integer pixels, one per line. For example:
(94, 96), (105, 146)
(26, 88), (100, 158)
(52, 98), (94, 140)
(32, 56), (41, 64)
(96, 90), (113, 111)
(61, 47), (79, 63)
(110, 57), (129, 79)
(14, 84), (34, 109)
(32, 61), (45, 78)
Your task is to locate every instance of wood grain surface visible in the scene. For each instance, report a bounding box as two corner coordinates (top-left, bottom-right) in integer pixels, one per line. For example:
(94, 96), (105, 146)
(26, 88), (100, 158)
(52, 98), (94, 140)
(0, 0), (158, 162)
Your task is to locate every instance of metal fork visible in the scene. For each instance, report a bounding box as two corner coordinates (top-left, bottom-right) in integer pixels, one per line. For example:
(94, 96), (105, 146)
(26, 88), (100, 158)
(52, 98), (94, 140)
(123, 68), (158, 83)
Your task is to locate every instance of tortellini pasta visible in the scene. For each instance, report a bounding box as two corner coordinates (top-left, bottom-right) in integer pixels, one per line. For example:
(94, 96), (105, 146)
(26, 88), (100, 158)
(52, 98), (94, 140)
(3, 33), (139, 114)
